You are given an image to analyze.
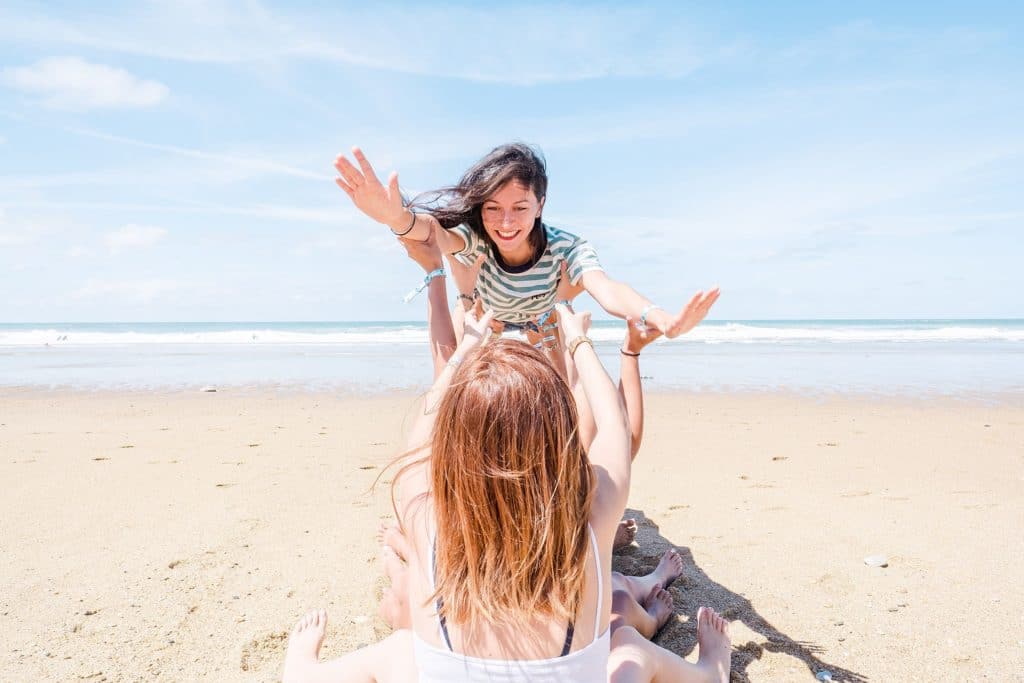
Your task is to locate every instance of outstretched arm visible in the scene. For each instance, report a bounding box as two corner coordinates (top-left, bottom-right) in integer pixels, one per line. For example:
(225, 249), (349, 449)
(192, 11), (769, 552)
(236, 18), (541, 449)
(397, 227), (456, 378)
(556, 304), (631, 530)
(334, 146), (465, 254)
(618, 318), (663, 460)
(404, 307), (493, 453)
(580, 270), (720, 339)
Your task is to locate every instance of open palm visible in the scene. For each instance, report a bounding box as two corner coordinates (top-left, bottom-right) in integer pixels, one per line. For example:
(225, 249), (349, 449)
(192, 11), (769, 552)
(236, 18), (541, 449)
(334, 147), (405, 226)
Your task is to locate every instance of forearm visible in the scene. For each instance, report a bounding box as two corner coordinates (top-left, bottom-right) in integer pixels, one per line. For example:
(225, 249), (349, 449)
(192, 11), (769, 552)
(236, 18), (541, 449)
(426, 277), (457, 379)
(572, 343), (629, 442)
(587, 276), (652, 320)
(384, 208), (434, 242)
(617, 355), (644, 460)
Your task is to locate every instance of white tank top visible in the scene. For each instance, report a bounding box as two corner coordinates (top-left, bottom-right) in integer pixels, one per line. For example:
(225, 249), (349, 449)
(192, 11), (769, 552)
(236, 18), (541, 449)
(413, 525), (610, 683)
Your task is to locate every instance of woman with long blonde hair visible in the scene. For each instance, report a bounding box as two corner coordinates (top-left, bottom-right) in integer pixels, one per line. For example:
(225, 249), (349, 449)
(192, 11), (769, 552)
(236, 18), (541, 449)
(281, 236), (731, 682)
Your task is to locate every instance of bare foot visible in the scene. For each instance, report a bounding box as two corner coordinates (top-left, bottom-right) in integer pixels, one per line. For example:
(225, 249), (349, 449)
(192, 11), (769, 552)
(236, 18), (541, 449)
(643, 587), (675, 633)
(695, 606), (731, 683)
(613, 518), (638, 550)
(380, 521), (412, 562)
(651, 548), (684, 590)
(282, 609), (327, 683)
(380, 542), (406, 584)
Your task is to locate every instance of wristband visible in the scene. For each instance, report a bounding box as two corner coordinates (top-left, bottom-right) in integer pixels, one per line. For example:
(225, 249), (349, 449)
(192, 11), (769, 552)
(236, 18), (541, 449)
(620, 348), (640, 357)
(638, 304), (662, 330)
(446, 354), (463, 369)
(566, 335), (593, 358)
(403, 268), (445, 303)
(391, 210), (417, 237)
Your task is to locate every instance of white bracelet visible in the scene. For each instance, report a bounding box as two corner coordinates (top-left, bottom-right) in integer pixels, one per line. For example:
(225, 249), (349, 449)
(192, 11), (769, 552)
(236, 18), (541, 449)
(446, 354), (463, 369)
(638, 304), (662, 329)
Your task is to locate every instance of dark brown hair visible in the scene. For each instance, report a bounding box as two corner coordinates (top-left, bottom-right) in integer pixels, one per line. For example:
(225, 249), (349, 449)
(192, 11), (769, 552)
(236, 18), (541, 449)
(412, 143), (548, 256)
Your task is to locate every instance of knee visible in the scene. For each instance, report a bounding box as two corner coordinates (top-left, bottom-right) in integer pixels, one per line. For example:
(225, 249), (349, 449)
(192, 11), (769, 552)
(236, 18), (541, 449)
(608, 627), (652, 683)
(611, 589), (635, 616)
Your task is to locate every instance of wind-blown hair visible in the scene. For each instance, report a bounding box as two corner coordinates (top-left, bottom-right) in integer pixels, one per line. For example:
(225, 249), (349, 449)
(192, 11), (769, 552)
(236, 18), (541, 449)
(412, 142), (549, 257)
(427, 338), (593, 629)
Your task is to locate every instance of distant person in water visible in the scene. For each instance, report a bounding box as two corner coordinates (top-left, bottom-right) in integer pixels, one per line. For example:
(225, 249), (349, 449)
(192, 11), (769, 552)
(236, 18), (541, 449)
(334, 142), (719, 347)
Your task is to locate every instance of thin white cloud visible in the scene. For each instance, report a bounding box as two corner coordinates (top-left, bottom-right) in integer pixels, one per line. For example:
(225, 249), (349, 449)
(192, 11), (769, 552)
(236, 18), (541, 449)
(1, 57), (169, 110)
(64, 126), (326, 181)
(0, 3), (709, 85)
(104, 224), (167, 252)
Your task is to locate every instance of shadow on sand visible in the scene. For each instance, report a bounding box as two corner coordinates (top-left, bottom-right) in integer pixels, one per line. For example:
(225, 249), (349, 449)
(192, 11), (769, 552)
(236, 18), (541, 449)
(614, 508), (867, 683)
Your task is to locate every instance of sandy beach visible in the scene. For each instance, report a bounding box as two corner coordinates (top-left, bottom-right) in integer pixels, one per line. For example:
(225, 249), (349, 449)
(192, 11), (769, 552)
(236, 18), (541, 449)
(1, 388), (1021, 682)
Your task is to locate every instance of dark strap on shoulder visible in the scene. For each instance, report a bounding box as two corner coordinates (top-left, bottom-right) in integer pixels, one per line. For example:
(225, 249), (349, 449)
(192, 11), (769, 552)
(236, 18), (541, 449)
(433, 542), (574, 657)
(436, 597), (454, 652)
(560, 621), (575, 657)
(431, 540), (455, 652)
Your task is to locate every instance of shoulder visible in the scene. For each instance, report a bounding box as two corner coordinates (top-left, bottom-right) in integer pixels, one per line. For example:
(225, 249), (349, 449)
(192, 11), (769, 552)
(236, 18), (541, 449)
(543, 223), (589, 251)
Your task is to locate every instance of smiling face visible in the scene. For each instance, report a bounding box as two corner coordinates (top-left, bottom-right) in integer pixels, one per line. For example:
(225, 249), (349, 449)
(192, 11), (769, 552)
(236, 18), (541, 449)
(480, 181), (545, 264)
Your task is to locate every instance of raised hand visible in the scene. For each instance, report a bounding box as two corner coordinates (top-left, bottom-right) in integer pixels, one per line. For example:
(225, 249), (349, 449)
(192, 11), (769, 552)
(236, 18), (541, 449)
(623, 315), (663, 354)
(554, 303), (591, 343)
(334, 146), (406, 226)
(555, 261), (585, 303)
(460, 307), (495, 352)
(647, 287), (720, 339)
(444, 248), (486, 304)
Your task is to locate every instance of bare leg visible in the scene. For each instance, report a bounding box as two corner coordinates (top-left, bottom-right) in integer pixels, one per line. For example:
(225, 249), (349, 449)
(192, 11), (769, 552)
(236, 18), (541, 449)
(282, 612), (417, 683)
(608, 607), (731, 683)
(378, 521), (413, 630)
(611, 587), (675, 640)
(614, 549), (684, 602)
(379, 545), (411, 630)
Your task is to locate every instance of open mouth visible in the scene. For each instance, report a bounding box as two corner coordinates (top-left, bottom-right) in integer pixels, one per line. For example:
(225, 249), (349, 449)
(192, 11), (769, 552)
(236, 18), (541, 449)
(494, 229), (521, 242)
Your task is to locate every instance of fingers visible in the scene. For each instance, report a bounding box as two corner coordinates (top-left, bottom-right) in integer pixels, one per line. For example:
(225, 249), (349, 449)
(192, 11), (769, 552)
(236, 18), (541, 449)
(352, 146), (380, 184)
(387, 170), (401, 199)
(472, 253), (486, 273)
(334, 177), (355, 200)
(334, 154), (365, 188)
(478, 308), (495, 328)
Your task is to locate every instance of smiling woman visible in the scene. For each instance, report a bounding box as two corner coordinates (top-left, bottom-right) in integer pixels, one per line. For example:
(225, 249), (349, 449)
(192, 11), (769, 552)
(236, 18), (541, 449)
(334, 142), (720, 338)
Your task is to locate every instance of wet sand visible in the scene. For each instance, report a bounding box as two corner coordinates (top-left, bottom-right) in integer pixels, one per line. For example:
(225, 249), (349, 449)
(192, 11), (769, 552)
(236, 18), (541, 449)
(1, 388), (1021, 681)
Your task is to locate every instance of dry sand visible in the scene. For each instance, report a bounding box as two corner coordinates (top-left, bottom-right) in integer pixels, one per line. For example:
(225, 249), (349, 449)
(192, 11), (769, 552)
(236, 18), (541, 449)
(1, 388), (1022, 682)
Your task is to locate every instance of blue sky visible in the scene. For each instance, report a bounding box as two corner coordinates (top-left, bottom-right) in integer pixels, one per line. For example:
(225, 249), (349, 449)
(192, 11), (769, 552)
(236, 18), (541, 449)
(1, 1), (1021, 321)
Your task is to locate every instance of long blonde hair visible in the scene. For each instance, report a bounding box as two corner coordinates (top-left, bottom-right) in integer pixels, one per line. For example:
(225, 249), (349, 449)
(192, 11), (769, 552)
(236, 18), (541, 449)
(425, 338), (594, 629)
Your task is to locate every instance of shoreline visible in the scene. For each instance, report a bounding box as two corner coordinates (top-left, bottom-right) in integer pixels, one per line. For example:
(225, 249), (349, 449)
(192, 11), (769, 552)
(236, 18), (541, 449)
(2, 383), (1022, 407)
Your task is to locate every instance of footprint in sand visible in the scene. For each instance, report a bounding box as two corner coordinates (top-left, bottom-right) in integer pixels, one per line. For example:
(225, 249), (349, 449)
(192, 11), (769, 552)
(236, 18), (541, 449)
(239, 631), (288, 672)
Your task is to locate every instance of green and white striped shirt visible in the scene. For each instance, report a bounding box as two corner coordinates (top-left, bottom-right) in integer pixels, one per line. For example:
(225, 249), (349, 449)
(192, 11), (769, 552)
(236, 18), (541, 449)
(450, 222), (603, 325)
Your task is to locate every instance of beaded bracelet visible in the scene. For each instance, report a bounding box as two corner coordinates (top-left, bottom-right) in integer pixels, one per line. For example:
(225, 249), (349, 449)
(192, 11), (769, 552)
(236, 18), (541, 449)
(566, 335), (593, 358)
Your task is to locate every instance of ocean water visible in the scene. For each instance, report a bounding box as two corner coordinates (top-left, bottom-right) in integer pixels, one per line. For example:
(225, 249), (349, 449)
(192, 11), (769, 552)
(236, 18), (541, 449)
(1, 320), (1022, 397)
